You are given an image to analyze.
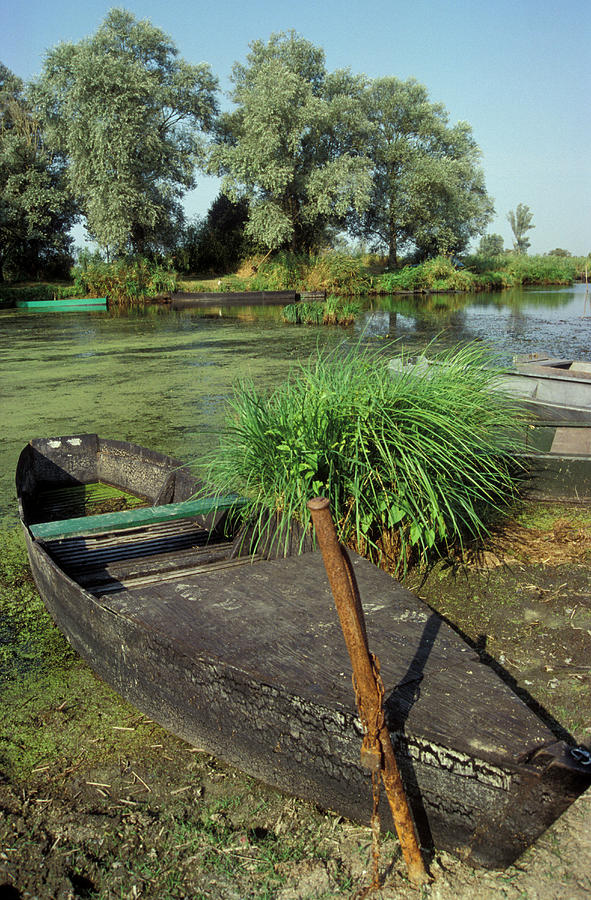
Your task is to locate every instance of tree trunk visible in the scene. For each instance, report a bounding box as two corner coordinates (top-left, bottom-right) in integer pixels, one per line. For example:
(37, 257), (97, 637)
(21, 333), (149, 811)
(387, 231), (398, 269)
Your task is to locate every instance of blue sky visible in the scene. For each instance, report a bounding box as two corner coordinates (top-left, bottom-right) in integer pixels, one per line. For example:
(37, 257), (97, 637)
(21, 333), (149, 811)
(2, 0), (590, 254)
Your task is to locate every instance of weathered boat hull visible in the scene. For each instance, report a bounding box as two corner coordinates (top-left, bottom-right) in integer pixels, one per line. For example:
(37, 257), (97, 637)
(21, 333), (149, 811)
(16, 436), (591, 868)
(389, 355), (591, 500)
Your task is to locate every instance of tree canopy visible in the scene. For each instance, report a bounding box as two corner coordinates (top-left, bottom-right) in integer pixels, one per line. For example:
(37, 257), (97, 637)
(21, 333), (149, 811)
(478, 233), (504, 255)
(1, 19), (500, 277)
(175, 194), (252, 274)
(0, 63), (76, 279)
(207, 31), (372, 253)
(347, 77), (493, 265)
(507, 204), (535, 254)
(34, 9), (218, 256)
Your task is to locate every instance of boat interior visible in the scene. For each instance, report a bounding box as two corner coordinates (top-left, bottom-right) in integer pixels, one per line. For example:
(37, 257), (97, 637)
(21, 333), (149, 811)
(17, 435), (266, 598)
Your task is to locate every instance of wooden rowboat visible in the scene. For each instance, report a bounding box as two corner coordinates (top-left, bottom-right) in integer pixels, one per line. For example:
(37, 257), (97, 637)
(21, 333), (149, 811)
(388, 354), (591, 501)
(520, 419), (591, 502)
(498, 353), (591, 422)
(15, 297), (107, 311)
(389, 351), (591, 424)
(16, 435), (591, 868)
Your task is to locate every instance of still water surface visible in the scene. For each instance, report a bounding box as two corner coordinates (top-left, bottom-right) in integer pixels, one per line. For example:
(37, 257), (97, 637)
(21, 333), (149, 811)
(1, 283), (589, 521)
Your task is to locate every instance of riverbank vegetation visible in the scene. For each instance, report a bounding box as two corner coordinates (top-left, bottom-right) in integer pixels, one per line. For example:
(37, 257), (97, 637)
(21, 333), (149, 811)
(1, 249), (585, 308)
(182, 249), (586, 298)
(203, 343), (526, 571)
(71, 255), (178, 304)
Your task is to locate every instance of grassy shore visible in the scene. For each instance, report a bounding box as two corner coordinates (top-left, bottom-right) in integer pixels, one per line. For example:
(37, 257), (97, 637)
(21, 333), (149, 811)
(180, 251), (588, 298)
(3, 250), (586, 308)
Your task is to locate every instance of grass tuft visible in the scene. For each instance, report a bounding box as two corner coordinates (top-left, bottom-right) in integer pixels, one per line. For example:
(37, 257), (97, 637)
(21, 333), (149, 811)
(282, 295), (362, 326)
(202, 342), (527, 570)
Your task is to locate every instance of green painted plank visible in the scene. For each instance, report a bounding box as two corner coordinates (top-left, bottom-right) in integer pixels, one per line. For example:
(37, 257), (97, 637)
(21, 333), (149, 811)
(16, 298), (107, 310)
(31, 495), (247, 541)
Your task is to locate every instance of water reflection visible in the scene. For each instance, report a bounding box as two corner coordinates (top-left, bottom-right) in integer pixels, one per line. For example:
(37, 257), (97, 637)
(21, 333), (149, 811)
(359, 282), (590, 362)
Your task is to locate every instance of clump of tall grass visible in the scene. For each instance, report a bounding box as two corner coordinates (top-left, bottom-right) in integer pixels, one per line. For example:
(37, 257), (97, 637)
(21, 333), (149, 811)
(282, 301), (325, 324)
(204, 342), (526, 570)
(305, 254), (371, 295)
(282, 295), (362, 325)
(323, 294), (361, 324)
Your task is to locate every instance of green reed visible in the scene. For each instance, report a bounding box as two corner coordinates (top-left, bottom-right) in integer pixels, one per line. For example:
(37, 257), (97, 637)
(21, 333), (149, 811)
(203, 342), (527, 569)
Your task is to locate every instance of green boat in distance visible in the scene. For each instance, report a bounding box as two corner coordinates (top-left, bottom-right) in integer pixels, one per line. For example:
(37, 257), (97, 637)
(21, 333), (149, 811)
(15, 297), (107, 311)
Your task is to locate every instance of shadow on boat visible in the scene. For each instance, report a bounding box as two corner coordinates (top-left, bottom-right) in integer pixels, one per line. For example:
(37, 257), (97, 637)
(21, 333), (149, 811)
(384, 612), (442, 855)
(415, 602), (574, 747)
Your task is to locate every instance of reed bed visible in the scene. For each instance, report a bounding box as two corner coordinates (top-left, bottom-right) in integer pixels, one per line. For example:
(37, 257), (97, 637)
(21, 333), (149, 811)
(204, 343), (526, 570)
(282, 295), (362, 325)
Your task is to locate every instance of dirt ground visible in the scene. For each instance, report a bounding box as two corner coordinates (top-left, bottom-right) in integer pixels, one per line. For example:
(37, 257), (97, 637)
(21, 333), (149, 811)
(1, 502), (590, 899)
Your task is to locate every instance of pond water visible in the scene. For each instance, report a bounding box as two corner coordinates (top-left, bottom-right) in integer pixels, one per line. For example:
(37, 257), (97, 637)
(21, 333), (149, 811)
(1, 282), (589, 522)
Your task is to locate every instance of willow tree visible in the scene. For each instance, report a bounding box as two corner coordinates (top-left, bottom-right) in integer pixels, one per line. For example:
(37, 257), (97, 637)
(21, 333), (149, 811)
(0, 63), (76, 279)
(349, 77), (493, 265)
(34, 9), (218, 255)
(208, 31), (372, 253)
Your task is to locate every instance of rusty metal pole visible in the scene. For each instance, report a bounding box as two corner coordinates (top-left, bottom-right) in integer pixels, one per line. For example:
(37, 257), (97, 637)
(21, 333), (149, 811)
(307, 497), (429, 887)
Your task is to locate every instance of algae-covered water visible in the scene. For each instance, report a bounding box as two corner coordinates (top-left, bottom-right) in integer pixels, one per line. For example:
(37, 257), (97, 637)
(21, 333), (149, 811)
(1, 283), (589, 522)
(0, 305), (344, 522)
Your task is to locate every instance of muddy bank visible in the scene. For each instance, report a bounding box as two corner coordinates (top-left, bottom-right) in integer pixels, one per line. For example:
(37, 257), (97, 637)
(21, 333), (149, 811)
(1, 502), (590, 898)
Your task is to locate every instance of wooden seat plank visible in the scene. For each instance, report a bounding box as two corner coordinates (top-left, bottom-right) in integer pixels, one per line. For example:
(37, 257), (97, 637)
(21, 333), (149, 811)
(550, 427), (591, 455)
(30, 495), (246, 541)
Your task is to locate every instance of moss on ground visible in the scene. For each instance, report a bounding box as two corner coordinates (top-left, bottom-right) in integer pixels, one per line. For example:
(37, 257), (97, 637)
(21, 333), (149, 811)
(0, 528), (77, 686)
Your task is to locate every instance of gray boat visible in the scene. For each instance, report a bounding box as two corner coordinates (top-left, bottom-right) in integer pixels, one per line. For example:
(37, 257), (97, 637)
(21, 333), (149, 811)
(388, 353), (591, 501)
(498, 353), (591, 423)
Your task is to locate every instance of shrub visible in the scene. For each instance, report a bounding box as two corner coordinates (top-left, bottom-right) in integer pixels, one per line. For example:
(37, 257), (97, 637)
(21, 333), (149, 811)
(71, 257), (179, 303)
(464, 253), (579, 287)
(203, 342), (526, 570)
(377, 267), (425, 293)
(305, 253), (372, 295)
(250, 252), (307, 290)
(0, 283), (79, 305)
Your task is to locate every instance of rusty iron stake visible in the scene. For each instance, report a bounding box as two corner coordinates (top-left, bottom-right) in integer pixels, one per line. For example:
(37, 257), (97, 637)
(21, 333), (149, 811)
(307, 497), (429, 887)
